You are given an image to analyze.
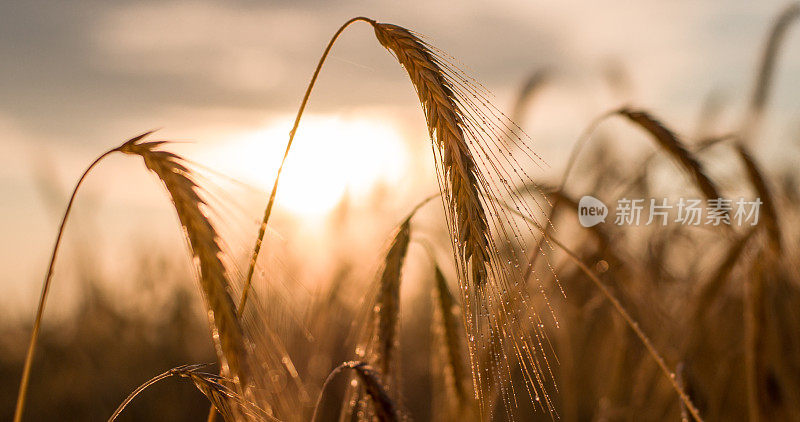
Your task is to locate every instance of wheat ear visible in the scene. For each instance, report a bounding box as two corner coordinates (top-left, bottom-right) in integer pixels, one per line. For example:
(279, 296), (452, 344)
(742, 3), (800, 142)
(619, 108), (721, 201)
(373, 219), (411, 384)
(735, 144), (781, 252)
(432, 264), (471, 411)
(118, 136), (249, 389)
(372, 22), (491, 287)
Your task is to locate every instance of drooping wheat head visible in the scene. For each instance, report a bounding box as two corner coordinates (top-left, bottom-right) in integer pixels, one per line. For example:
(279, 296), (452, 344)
(619, 108), (721, 202)
(373, 23), (491, 287)
(118, 135), (249, 391)
(371, 21), (559, 417)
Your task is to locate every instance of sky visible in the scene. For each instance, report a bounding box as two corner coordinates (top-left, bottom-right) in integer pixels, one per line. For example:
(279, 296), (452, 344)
(1, 0), (798, 308)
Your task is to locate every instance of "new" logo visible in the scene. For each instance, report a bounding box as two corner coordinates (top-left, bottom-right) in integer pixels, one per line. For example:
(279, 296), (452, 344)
(578, 195), (608, 227)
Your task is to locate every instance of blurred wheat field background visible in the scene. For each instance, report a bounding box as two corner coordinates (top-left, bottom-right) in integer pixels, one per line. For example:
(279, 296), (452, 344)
(2, 1), (800, 421)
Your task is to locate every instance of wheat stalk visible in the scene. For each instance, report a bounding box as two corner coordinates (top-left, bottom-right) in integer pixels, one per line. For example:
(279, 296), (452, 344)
(13, 133), (151, 422)
(118, 135), (249, 389)
(511, 68), (551, 126)
(496, 197), (705, 422)
(692, 226), (759, 321)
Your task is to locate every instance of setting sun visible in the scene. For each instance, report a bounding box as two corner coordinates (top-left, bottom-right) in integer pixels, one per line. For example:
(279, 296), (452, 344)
(202, 115), (409, 217)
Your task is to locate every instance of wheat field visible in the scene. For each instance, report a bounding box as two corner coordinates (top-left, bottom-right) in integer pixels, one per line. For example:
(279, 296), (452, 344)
(3, 3), (800, 422)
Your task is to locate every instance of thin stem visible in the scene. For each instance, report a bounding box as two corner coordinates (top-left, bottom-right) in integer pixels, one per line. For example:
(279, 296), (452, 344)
(549, 235), (704, 422)
(311, 362), (352, 422)
(108, 364), (211, 422)
(211, 16), (376, 422)
(527, 108), (619, 271)
(559, 108), (620, 189)
(107, 369), (177, 422)
(14, 148), (118, 422)
(237, 15), (376, 315)
(496, 199), (704, 422)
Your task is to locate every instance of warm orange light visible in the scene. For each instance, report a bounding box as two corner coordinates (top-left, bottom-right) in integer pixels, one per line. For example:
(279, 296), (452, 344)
(201, 115), (409, 217)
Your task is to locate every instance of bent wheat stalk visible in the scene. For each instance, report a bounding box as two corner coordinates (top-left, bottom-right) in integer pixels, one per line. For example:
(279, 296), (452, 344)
(13, 132), (154, 422)
(108, 364), (208, 422)
(497, 199), (704, 422)
(735, 144), (781, 252)
(238, 16), (376, 314)
(108, 364), (275, 422)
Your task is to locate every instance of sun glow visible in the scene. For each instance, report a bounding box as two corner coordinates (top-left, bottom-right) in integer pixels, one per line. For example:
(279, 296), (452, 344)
(203, 115), (409, 217)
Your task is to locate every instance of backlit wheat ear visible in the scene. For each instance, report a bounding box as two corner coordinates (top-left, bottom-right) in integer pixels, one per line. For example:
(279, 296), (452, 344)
(118, 135), (249, 389)
(743, 3), (800, 142)
(246, 16), (558, 418)
(370, 20), (559, 417)
(373, 23), (491, 287)
(344, 219), (411, 421)
(619, 108), (721, 201)
(432, 264), (471, 415)
(735, 144), (781, 252)
(373, 219), (411, 385)
(181, 370), (274, 422)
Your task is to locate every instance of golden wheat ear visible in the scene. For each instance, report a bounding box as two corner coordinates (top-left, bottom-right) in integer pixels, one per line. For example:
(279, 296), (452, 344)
(369, 20), (561, 418)
(742, 3), (800, 143)
(431, 263), (476, 419)
(619, 108), (721, 201)
(372, 219), (411, 385)
(372, 23), (491, 288)
(239, 15), (556, 418)
(118, 134), (249, 390)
